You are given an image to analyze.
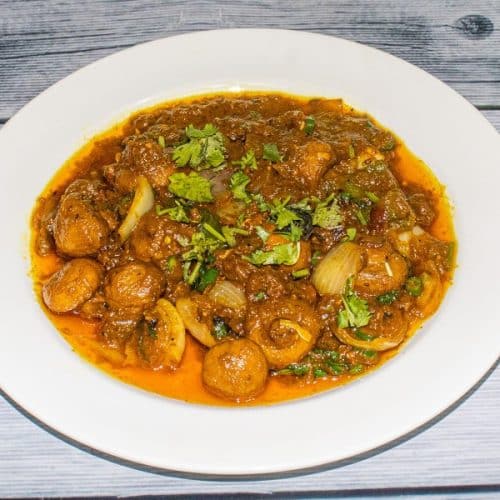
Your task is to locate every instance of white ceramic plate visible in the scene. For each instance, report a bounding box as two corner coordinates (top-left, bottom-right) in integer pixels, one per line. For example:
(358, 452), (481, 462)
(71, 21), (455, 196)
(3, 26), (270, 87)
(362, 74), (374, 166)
(0, 29), (499, 476)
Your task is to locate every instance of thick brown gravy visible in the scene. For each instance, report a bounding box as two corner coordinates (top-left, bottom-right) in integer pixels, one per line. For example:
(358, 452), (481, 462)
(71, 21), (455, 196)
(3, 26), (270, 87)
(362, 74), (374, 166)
(31, 92), (455, 406)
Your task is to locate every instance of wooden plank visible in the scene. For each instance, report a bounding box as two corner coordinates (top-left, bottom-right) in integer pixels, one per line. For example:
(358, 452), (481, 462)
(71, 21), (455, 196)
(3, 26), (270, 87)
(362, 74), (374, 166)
(481, 109), (500, 130)
(1, 367), (499, 496)
(0, 0), (499, 119)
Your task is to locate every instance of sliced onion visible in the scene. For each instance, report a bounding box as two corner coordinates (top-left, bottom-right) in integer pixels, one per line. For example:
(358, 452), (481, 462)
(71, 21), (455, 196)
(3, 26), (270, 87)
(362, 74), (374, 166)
(208, 280), (247, 310)
(152, 298), (186, 368)
(335, 327), (404, 351)
(175, 296), (216, 347)
(118, 175), (154, 242)
(312, 242), (362, 295)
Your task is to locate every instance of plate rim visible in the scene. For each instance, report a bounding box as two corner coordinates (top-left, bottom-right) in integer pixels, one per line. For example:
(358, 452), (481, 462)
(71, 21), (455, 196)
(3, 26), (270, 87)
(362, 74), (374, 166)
(1, 358), (498, 479)
(0, 28), (499, 476)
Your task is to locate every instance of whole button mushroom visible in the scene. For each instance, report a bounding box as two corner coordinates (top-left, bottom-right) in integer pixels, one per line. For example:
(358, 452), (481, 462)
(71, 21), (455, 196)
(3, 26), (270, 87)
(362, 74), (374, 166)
(42, 258), (103, 313)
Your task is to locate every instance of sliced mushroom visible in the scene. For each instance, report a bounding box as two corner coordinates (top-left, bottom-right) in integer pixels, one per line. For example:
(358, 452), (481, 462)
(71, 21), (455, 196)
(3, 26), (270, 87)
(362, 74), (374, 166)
(246, 298), (320, 369)
(334, 306), (407, 351)
(416, 270), (443, 317)
(139, 298), (186, 369)
(334, 327), (404, 351)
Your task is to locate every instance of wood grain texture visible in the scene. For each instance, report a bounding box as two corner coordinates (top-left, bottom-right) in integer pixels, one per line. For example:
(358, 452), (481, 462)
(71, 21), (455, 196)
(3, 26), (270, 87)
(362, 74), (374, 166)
(0, 0), (499, 119)
(0, 368), (498, 497)
(0, 0), (499, 497)
(481, 109), (500, 131)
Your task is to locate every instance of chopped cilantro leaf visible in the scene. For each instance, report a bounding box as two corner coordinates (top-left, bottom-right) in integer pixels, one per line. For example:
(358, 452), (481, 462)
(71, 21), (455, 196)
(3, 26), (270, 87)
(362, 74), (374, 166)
(195, 267), (218, 292)
(229, 171), (251, 203)
(313, 367), (327, 378)
(285, 223), (303, 242)
(244, 242), (300, 266)
(182, 231), (222, 262)
(255, 225), (270, 243)
(186, 123), (218, 138)
(212, 317), (230, 340)
(262, 143), (283, 162)
(325, 360), (347, 375)
(254, 291), (267, 301)
(156, 200), (190, 223)
(349, 364), (364, 375)
(377, 290), (399, 304)
(337, 277), (372, 329)
(172, 123), (226, 170)
(312, 193), (343, 229)
(147, 321), (157, 339)
(276, 363), (310, 376)
(168, 172), (213, 202)
(232, 150), (258, 170)
(221, 226), (249, 247)
(269, 197), (302, 230)
(252, 193), (270, 212)
(304, 116), (316, 135)
(291, 198), (313, 211)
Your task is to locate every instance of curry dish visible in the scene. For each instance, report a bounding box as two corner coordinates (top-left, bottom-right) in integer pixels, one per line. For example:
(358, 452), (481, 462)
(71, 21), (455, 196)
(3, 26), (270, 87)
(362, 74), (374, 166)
(31, 93), (455, 405)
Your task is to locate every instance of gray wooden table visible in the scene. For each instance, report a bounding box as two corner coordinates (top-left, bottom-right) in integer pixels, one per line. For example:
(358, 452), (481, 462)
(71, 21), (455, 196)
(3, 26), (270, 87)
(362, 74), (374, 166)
(1, 1), (499, 497)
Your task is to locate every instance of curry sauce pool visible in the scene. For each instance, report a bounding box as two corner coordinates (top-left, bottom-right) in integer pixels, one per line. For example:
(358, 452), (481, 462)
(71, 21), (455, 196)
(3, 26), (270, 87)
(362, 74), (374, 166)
(31, 92), (455, 406)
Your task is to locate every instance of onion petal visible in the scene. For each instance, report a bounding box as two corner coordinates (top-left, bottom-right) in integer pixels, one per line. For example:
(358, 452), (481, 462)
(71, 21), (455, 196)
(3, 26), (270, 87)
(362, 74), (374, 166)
(312, 242), (362, 295)
(153, 298), (186, 368)
(118, 175), (154, 242)
(208, 280), (247, 310)
(175, 296), (216, 347)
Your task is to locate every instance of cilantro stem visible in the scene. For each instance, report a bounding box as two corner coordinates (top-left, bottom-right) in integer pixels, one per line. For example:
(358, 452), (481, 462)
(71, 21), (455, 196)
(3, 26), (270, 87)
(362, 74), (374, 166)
(187, 261), (202, 285)
(356, 209), (368, 226)
(202, 223), (226, 242)
(292, 268), (310, 279)
(166, 256), (177, 272)
(345, 227), (357, 241)
(230, 228), (249, 236)
(304, 116), (316, 135)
